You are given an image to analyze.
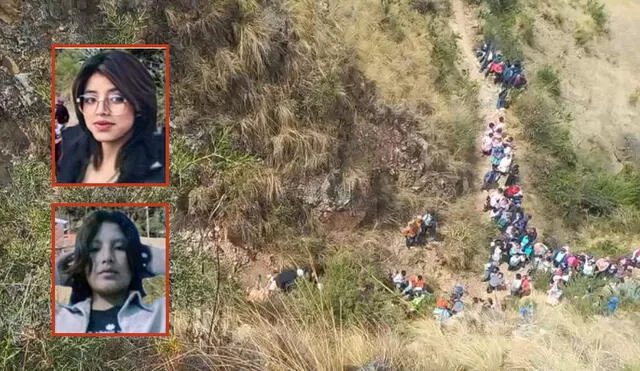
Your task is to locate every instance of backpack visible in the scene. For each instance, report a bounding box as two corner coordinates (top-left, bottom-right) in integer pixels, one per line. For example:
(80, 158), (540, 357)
(484, 170), (498, 185)
(496, 217), (509, 229)
(436, 298), (450, 309)
(503, 68), (514, 82)
(513, 217), (527, 231)
(554, 250), (566, 263)
(514, 75), (527, 88)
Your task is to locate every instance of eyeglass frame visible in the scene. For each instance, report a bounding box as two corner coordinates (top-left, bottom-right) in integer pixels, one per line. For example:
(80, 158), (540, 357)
(75, 93), (132, 116)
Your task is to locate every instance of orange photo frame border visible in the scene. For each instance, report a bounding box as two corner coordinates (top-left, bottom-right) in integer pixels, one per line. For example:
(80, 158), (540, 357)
(51, 202), (171, 337)
(51, 44), (170, 187)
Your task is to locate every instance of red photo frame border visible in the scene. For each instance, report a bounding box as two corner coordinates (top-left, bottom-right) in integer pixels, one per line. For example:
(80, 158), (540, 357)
(51, 44), (170, 187)
(51, 202), (171, 337)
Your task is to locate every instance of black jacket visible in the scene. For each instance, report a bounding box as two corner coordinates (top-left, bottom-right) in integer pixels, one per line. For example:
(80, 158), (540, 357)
(56, 130), (166, 184)
(55, 104), (70, 124)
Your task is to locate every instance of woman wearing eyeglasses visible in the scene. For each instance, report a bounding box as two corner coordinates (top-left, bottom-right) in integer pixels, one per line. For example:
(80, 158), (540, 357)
(56, 50), (165, 184)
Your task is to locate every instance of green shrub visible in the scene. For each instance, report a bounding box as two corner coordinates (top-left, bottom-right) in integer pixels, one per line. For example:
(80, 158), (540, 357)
(605, 281), (640, 312)
(581, 173), (640, 215)
(482, 13), (523, 60)
(410, 0), (451, 15)
(586, 0), (607, 33)
(586, 240), (628, 258)
(513, 90), (574, 165)
(258, 249), (402, 330)
(97, 0), (149, 43)
(429, 20), (462, 94)
(574, 26), (593, 46)
(445, 102), (480, 162)
(518, 14), (535, 47)
(563, 275), (608, 316)
(320, 250), (401, 328)
(537, 65), (561, 98)
(485, 0), (520, 15)
(170, 236), (240, 311)
(533, 271), (552, 293)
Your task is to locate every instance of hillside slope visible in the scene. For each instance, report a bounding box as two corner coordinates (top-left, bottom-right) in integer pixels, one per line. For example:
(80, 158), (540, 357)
(523, 0), (640, 171)
(1, 0), (640, 370)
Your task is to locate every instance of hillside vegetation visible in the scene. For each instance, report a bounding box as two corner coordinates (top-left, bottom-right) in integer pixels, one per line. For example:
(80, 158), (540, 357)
(0, 0), (639, 370)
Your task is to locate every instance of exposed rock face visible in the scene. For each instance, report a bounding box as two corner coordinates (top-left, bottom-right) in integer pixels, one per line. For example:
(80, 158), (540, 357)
(614, 133), (640, 168)
(301, 171), (354, 212)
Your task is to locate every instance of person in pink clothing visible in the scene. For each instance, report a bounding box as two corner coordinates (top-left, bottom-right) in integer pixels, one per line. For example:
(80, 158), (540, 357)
(566, 254), (579, 270)
(494, 127), (504, 140)
(481, 133), (494, 155)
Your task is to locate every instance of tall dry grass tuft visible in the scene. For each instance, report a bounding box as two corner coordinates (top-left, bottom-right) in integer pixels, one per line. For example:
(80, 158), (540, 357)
(165, 292), (640, 370)
(165, 5), (228, 48)
(236, 306), (405, 371)
(270, 127), (334, 173)
(238, 19), (271, 78)
(436, 195), (495, 271)
(404, 292), (640, 370)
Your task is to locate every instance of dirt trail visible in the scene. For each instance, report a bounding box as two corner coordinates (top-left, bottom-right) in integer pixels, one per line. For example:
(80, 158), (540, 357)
(443, 0), (534, 304)
(449, 0), (502, 213)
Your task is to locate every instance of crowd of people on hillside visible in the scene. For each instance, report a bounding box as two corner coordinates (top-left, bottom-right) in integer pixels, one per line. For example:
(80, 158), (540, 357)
(388, 269), (467, 321)
(475, 48), (639, 308)
(476, 40), (528, 109)
(389, 41), (639, 319)
(255, 39), (639, 322)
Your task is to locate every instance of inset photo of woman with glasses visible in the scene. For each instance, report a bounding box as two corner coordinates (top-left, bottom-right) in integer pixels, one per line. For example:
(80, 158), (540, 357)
(53, 45), (169, 185)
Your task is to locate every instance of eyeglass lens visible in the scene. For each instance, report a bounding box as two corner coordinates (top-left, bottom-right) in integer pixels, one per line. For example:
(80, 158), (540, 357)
(79, 94), (128, 115)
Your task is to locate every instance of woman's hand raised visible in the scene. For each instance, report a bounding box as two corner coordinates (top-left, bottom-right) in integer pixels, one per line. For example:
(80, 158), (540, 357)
(55, 251), (74, 286)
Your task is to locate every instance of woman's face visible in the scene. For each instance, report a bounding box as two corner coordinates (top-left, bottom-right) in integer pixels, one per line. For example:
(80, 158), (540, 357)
(85, 222), (132, 297)
(82, 72), (135, 143)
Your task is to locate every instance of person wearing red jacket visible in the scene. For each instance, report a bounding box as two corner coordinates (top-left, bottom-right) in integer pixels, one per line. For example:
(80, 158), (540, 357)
(505, 184), (521, 198)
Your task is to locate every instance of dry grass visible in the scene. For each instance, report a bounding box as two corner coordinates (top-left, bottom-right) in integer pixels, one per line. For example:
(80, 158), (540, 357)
(437, 195), (495, 271)
(161, 292), (640, 370)
(164, 0), (479, 254)
(405, 294), (640, 370)
(334, 0), (441, 109)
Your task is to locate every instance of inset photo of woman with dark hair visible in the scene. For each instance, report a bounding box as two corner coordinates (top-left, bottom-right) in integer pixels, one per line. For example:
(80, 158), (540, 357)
(52, 45), (169, 185)
(52, 204), (169, 336)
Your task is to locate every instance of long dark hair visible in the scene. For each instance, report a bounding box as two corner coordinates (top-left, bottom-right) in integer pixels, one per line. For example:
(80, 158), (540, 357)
(67, 210), (152, 304)
(57, 50), (160, 183)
